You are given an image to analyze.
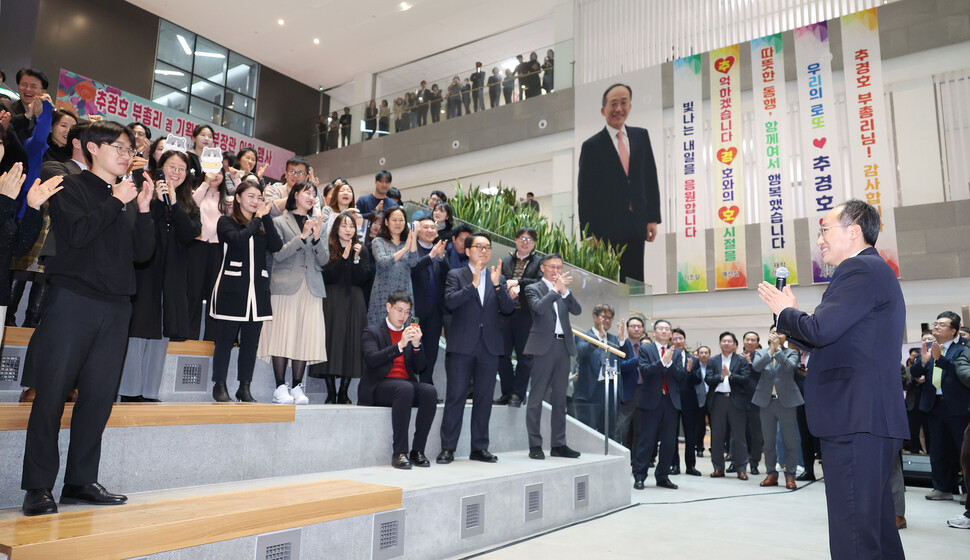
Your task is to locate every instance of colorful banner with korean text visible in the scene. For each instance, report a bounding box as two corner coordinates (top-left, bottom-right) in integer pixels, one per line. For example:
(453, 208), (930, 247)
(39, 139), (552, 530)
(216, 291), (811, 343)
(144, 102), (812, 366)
(751, 34), (798, 286)
(793, 23), (844, 283)
(674, 55), (708, 292)
(55, 69), (294, 179)
(710, 45), (746, 289)
(841, 9), (900, 277)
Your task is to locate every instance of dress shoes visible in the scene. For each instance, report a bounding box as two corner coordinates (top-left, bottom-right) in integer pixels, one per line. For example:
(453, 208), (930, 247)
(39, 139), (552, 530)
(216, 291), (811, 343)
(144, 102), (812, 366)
(725, 463), (736, 473)
(633, 479), (645, 490)
(760, 475), (779, 487)
(60, 482), (127, 506)
(686, 467), (702, 476)
(67, 389), (79, 402)
(785, 475), (797, 490)
(436, 450), (454, 464)
(23, 489), (57, 516)
(529, 446), (545, 460)
(212, 382), (231, 403)
(925, 489), (954, 501)
(508, 395), (523, 408)
(696, 449), (704, 458)
(235, 382), (256, 403)
(550, 445), (580, 458)
(494, 394), (511, 405)
(710, 470), (725, 478)
(795, 472), (816, 482)
(392, 453), (412, 470)
(896, 516), (907, 530)
(669, 465), (681, 475)
(19, 388), (35, 403)
(469, 449), (498, 463)
(737, 472), (749, 481)
(656, 479), (678, 490)
(409, 450), (430, 467)
(750, 465), (760, 475)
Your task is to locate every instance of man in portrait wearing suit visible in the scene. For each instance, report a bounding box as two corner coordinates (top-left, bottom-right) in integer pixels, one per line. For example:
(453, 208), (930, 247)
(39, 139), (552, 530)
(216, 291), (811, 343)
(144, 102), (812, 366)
(669, 327), (702, 476)
(750, 325), (804, 490)
(759, 199), (909, 559)
(577, 83), (661, 283)
(632, 320), (685, 490)
(437, 232), (514, 465)
(359, 291), (437, 470)
(496, 227), (543, 407)
(410, 218), (449, 384)
(524, 254), (582, 460)
(705, 331), (752, 480)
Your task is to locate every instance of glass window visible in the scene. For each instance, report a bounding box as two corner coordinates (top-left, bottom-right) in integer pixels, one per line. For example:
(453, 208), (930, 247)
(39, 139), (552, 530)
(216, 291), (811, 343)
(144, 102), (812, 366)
(225, 92), (256, 118)
(152, 83), (189, 113)
(189, 97), (222, 125)
(223, 110), (254, 136)
(191, 78), (224, 105)
(156, 20), (195, 71)
(153, 61), (190, 92)
(226, 52), (258, 98)
(193, 37), (227, 85)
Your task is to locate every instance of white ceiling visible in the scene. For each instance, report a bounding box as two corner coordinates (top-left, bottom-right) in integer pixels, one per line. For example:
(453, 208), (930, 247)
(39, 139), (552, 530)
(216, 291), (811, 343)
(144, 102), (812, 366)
(126, 0), (563, 93)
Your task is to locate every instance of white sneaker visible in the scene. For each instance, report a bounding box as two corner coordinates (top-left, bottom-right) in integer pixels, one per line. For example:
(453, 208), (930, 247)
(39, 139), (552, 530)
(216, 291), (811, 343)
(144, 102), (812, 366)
(273, 384), (295, 404)
(947, 515), (970, 529)
(290, 384), (309, 405)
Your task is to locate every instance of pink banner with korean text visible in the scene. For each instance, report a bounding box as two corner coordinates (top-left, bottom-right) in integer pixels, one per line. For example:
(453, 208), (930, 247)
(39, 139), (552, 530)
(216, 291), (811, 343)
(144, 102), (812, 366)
(674, 55), (708, 292)
(840, 9), (900, 277)
(751, 34), (799, 286)
(710, 45), (747, 290)
(55, 69), (294, 180)
(793, 23), (845, 283)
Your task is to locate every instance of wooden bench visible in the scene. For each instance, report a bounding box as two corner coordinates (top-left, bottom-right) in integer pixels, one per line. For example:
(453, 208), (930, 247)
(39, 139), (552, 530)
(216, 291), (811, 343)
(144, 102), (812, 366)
(2, 327), (215, 356)
(0, 402), (295, 431)
(0, 479), (401, 560)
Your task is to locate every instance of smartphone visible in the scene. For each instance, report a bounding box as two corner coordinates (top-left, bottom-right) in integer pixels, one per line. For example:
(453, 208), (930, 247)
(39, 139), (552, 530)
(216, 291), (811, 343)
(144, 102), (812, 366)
(409, 317), (420, 326)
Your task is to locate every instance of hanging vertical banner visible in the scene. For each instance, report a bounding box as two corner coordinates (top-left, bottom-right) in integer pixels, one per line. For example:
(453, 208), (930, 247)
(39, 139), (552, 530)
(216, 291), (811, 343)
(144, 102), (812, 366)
(710, 45), (746, 290)
(751, 34), (798, 286)
(794, 22), (844, 283)
(674, 55), (708, 292)
(841, 8), (900, 277)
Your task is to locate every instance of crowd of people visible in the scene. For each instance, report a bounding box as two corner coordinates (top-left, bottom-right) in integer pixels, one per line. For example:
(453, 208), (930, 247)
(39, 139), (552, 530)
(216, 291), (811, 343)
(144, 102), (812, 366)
(317, 50), (555, 150)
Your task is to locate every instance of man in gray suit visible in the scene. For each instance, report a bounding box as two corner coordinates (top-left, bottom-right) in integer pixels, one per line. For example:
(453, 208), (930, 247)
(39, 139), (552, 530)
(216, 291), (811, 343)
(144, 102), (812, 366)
(751, 325), (803, 489)
(524, 254), (582, 460)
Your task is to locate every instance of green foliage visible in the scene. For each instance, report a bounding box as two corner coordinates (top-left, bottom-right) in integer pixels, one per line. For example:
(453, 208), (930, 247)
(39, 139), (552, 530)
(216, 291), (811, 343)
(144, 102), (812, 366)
(442, 182), (624, 280)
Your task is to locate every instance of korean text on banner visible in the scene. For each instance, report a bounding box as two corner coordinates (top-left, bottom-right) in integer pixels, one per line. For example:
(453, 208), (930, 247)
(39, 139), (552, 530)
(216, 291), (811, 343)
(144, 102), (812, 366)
(674, 55), (708, 292)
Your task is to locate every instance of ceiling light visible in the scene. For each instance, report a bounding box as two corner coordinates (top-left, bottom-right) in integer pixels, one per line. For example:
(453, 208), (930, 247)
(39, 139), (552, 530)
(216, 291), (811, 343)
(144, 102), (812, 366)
(154, 69), (185, 76)
(195, 51), (226, 58)
(313, 38), (320, 45)
(400, 2), (412, 11)
(176, 34), (192, 55)
(277, 19), (285, 25)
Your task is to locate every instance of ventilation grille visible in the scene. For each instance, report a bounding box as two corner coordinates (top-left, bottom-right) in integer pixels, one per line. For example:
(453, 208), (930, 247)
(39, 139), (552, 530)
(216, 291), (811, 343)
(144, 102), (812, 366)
(465, 502), (481, 528)
(528, 491), (540, 513)
(256, 528), (300, 560)
(460, 494), (486, 539)
(574, 475), (590, 509)
(577, 480), (587, 502)
(0, 347), (25, 390)
(373, 508), (405, 559)
(174, 356), (210, 392)
(379, 520), (399, 550)
(264, 542), (291, 560)
(524, 483), (543, 521)
(0, 355), (19, 381)
(181, 363), (203, 385)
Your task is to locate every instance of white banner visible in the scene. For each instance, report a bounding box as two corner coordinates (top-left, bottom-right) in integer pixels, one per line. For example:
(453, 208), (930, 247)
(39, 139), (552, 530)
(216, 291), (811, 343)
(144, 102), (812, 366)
(673, 55), (708, 293)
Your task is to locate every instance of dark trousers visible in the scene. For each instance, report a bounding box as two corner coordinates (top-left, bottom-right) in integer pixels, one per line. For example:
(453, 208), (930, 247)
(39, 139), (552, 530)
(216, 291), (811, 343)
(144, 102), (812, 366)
(671, 403), (699, 469)
(417, 108), (428, 127)
(415, 305), (443, 385)
(696, 406), (709, 452)
(497, 308), (533, 399)
(212, 320), (263, 384)
(440, 349), (498, 451)
(633, 396), (678, 482)
(503, 88), (513, 104)
(961, 422), (970, 517)
(7, 272), (49, 328)
(906, 407), (929, 453)
(340, 128), (350, 147)
(186, 241), (222, 341)
(710, 393), (748, 471)
(616, 388), (642, 456)
(22, 287), (131, 489)
(745, 405), (764, 467)
(618, 239), (644, 284)
(489, 89), (500, 108)
(926, 401), (969, 494)
(819, 433), (904, 560)
(430, 107), (441, 123)
(526, 338), (571, 448)
(473, 90), (484, 112)
(797, 403), (820, 474)
(373, 378), (437, 455)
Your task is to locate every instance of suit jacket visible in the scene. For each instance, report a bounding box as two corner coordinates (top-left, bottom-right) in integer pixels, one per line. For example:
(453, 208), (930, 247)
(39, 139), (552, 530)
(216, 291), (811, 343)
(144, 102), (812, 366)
(443, 265), (513, 356)
(750, 348), (804, 408)
(704, 354), (752, 411)
(674, 351), (703, 409)
(574, 329), (620, 402)
(911, 338), (970, 415)
(210, 215), (283, 321)
(637, 343), (686, 411)
(358, 322), (427, 406)
(270, 212), (328, 298)
(618, 338), (643, 403)
(577, 126), (661, 244)
(522, 281), (582, 357)
(411, 243), (449, 313)
(777, 246), (909, 439)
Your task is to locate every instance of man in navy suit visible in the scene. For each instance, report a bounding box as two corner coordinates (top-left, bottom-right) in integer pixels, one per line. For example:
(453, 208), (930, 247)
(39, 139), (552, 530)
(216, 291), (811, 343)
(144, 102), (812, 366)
(632, 320), (684, 489)
(577, 83), (661, 283)
(669, 327), (702, 476)
(410, 218), (449, 384)
(760, 199), (908, 560)
(573, 304), (619, 434)
(705, 332), (752, 480)
(437, 232), (514, 464)
(910, 311), (970, 501)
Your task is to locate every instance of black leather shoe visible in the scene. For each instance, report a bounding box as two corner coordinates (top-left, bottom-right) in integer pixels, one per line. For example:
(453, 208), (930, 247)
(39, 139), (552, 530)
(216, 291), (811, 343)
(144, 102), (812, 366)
(686, 467), (702, 476)
(551, 445), (580, 458)
(392, 453), (412, 470)
(696, 450), (705, 457)
(657, 479), (679, 490)
(235, 382), (256, 403)
(726, 463), (736, 473)
(436, 449), (454, 464)
(633, 479), (645, 490)
(60, 482), (127, 506)
(212, 382), (231, 403)
(119, 395), (141, 402)
(508, 395), (523, 408)
(796, 472), (816, 481)
(23, 489), (57, 516)
(494, 394), (511, 405)
(529, 446), (545, 460)
(470, 449), (498, 463)
(750, 464), (760, 475)
(409, 450), (430, 467)
(669, 465), (681, 475)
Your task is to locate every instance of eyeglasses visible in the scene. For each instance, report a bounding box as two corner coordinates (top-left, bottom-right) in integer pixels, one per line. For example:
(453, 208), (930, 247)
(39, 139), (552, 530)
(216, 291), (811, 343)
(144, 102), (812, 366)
(517, 236), (534, 242)
(18, 82), (42, 91)
(469, 244), (492, 251)
(600, 315), (614, 321)
(932, 321), (953, 329)
(543, 264), (563, 271)
(817, 225), (846, 239)
(163, 165), (187, 174)
(391, 306), (412, 314)
(104, 143), (138, 158)
(286, 169), (307, 176)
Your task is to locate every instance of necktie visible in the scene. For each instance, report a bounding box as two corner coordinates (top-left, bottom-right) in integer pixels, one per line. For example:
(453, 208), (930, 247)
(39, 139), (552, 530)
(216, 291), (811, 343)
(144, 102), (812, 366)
(617, 130), (630, 176)
(661, 346), (669, 394)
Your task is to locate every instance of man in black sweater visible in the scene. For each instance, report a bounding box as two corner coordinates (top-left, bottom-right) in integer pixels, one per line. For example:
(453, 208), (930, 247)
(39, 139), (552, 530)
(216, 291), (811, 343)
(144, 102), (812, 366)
(21, 121), (155, 516)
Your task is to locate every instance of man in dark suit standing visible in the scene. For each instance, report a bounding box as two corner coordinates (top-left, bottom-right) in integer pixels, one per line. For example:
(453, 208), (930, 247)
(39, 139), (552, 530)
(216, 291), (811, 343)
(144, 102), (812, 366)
(487, 67), (503, 109)
(415, 81), (431, 127)
(577, 83), (661, 283)
(760, 199), (909, 559)
(669, 328), (702, 476)
(470, 62), (486, 112)
(574, 304), (618, 434)
(410, 219), (449, 384)
(437, 232), (514, 464)
(359, 291), (437, 470)
(496, 227), (542, 407)
(705, 332), (752, 480)
(523, 254), (582, 460)
(632, 320), (684, 490)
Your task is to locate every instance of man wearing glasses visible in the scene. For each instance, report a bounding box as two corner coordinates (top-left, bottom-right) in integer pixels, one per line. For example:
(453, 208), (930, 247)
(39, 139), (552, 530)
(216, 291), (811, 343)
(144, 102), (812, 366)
(263, 155), (320, 217)
(496, 227), (542, 407)
(437, 233), (514, 465)
(1, 68), (50, 173)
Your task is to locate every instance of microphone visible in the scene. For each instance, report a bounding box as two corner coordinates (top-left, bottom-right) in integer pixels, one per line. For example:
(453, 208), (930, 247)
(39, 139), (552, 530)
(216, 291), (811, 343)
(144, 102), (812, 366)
(155, 169), (171, 206)
(773, 266), (790, 326)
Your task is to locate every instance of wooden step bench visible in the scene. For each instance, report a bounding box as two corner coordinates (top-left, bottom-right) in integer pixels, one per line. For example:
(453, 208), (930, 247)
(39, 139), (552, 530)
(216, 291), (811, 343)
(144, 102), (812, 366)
(0, 402), (294, 431)
(0, 479), (401, 560)
(2, 327), (215, 356)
